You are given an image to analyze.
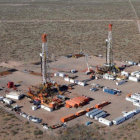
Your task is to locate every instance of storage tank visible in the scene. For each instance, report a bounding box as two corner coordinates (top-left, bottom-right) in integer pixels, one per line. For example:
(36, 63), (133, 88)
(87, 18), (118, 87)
(86, 109), (98, 117)
(94, 111), (107, 120)
(89, 110), (103, 119)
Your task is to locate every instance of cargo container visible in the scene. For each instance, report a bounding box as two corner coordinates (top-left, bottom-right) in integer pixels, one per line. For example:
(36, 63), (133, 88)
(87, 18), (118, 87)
(86, 109), (98, 117)
(75, 110), (86, 117)
(90, 110), (103, 119)
(98, 118), (112, 126)
(95, 101), (110, 109)
(94, 111), (107, 120)
(86, 107), (94, 112)
(113, 116), (125, 125)
(3, 98), (13, 105)
(123, 111), (135, 120)
(116, 80), (127, 86)
(103, 88), (117, 95)
(61, 114), (76, 123)
(125, 97), (138, 103)
(129, 76), (140, 82)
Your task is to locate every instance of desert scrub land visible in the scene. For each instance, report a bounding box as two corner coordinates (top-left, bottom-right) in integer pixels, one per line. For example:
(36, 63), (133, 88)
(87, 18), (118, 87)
(0, 21), (140, 62)
(0, 107), (46, 140)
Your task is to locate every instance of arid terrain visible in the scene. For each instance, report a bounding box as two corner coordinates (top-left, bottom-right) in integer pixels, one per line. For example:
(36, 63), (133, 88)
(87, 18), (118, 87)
(0, 0), (140, 140)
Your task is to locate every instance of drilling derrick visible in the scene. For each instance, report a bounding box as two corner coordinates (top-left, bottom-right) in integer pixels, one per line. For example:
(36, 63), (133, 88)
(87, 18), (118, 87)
(40, 33), (50, 84)
(105, 24), (114, 69)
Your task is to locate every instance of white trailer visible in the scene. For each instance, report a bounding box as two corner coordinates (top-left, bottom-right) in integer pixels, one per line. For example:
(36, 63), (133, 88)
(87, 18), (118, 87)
(131, 94), (140, 101)
(113, 116), (125, 125)
(125, 97), (138, 103)
(129, 76), (140, 82)
(3, 98), (13, 105)
(94, 112), (107, 120)
(98, 117), (112, 126)
(6, 91), (24, 100)
(41, 105), (53, 112)
(64, 77), (70, 82)
(123, 111), (135, 120)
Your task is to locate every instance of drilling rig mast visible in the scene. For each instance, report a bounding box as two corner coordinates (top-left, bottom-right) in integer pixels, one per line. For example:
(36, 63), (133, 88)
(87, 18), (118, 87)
(40, 33), (50, 84)
(105, 24), (114, 69)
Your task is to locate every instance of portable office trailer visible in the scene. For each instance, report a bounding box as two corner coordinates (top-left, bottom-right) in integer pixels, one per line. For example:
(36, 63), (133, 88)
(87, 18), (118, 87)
(116, 80), (127, 86)
(129, 76), (139, 82)
(59, 73), (65, 78)
(3, 98), (13, 105)
(86, 109), (98, 117)
(89, 110), (103, 119)
(121, 71), (129, 77)
(98, 118), (112, 126)
(133, 108), (140, 114)
(125, 97), (138, 103)
(131, 94), (140, 101)
(123, 111), (135, 120)
(64, 77), (70, 82)
(94, 111), (107, 120)
(6, 91), (24, 100)
(113, 116), (125, 125)
(133, 101), (140, 107)
(41, 105), (53, 112)
(70, 79), (75, 83)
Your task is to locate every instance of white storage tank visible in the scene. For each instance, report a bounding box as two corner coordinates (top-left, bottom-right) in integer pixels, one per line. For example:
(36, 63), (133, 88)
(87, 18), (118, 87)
(3, 98), (13, 105)
(98, 118), (112, 126)
(129, 76), (140, 82)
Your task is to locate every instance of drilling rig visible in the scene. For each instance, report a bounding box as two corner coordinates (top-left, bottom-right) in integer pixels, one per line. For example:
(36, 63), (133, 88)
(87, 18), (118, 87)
(40, 33), (50, 84)
(105, 24), (114, 70)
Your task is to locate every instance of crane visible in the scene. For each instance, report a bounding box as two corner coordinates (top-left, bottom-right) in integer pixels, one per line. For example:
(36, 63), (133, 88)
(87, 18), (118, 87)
(40, 33), (50, 84)
(105, 24), (114, 69)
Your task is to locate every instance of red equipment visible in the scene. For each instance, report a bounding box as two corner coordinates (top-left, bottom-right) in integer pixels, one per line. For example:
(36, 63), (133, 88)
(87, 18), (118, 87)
(7, 82), (14, 88)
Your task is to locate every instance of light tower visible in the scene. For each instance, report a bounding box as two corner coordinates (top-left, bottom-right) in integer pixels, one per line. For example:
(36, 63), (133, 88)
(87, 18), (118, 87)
(40, 33), (50, 84)
(105, 24), (114, 69)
